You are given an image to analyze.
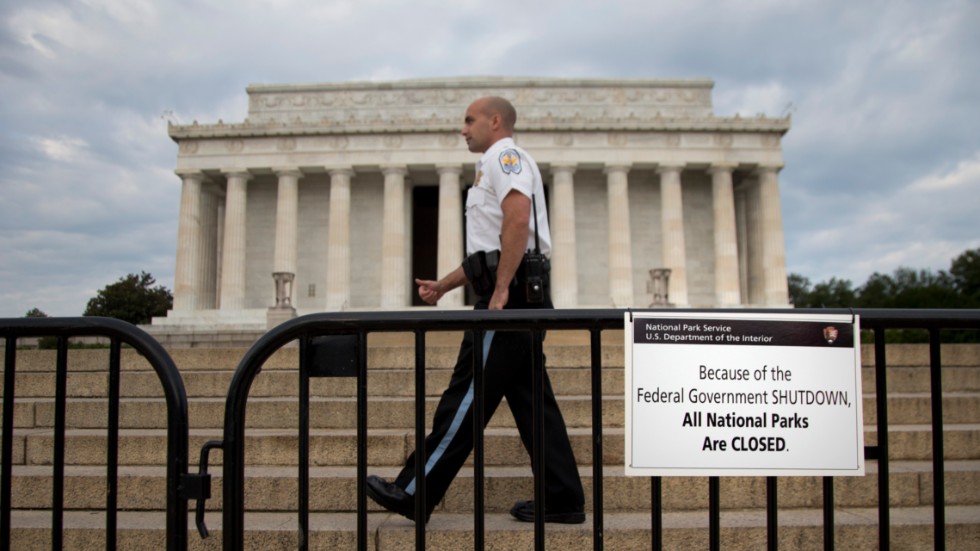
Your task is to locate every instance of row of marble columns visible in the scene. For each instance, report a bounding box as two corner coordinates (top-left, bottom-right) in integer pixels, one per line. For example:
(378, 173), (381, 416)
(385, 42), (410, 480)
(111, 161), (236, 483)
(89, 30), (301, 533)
(172, 163), (787, 313)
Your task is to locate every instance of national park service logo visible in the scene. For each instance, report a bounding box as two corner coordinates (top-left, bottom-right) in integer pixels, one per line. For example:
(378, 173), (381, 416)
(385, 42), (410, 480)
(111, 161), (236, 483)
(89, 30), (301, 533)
(499, 149), (522, 174)
(823, 326), (839, 344)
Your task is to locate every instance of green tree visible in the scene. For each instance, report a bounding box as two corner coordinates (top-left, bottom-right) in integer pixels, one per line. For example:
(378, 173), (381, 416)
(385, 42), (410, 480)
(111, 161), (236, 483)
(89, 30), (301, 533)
(24, 307), (58, 349)
(84, 272), (173, 325)
(855, 268), (959, 309)
(808, 277), (856, 308)
(950, 248), (980, 304)
(787, 273), (811, 306)
(787, 248), (979, 342)
(853, 271), (894, 308)
(787, 274), (856, 308)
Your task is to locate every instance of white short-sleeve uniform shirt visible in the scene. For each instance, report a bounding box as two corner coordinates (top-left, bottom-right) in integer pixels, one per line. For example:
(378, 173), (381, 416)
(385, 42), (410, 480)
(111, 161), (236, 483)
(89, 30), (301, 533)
(465, 137), (552, 258)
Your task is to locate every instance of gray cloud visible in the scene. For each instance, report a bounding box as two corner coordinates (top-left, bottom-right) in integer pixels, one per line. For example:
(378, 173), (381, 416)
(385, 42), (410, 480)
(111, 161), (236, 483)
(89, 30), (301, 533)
(1, 0), (978, 316)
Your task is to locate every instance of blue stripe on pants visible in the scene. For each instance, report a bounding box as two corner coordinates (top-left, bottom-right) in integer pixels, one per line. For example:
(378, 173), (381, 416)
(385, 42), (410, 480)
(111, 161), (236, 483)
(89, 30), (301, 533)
(405, 330), (495, 495)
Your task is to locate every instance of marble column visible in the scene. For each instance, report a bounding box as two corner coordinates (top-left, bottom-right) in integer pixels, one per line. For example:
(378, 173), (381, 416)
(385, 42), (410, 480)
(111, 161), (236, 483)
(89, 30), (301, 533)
(757, 166), (790, 306)
(709, 163), (742, 306)
(199, 184), (220, 310)
(550, 164), (578, 308)
(743, 178), (764, 304)
(173, 171), (205, 311)
(380, 166), (408, 309)
(215, 200), (225, 304)
(325, 168), (353, 310)
(272, 168), (301, 307)
(735, 187), (751, 303)
(659, 164), (688, 307)
(605, 165), (633, 307)
(219, 171), (251, 311)
(436, 165), (464, 307)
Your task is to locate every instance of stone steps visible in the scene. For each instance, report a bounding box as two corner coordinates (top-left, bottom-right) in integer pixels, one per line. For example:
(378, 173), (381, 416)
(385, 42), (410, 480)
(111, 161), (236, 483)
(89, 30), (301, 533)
(8, 461), (979, 512)
(11, 340), (980, 369)
(7, 386), (980, 428)
(8, 391), (980, 430)
(7, 507), (980, 550)
(9, 359), (980, 400)
(9, 424), (980, 467)
(4, 342), (978, 548)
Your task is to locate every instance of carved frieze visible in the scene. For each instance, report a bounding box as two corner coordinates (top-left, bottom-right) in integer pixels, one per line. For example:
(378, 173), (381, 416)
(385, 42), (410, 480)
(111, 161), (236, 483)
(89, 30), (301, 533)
(608, 133), (628, 147)
(239, 78), (718, 129)
(685, 134), (711, 146)
(439, 134), (460, 147)
(762, 135), (781, 148)
(630, 133), (668, 146)
(326, 136), (349, 150)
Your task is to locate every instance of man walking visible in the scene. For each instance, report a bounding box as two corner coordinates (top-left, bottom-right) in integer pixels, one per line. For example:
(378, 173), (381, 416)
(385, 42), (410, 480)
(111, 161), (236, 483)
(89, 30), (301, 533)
(366, 96), (585, 524)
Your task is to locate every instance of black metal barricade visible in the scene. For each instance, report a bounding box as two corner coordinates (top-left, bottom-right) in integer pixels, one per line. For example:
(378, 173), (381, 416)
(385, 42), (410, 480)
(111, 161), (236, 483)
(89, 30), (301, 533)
(195, 307), (979, 551)
(7, 310), (975, 549)
(0, 316), (196, 551)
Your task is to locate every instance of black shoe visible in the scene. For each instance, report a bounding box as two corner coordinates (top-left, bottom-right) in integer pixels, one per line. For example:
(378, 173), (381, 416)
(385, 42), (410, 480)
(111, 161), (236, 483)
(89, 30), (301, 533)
(365, 475), (429, 523)
(510, 500), (585, 524)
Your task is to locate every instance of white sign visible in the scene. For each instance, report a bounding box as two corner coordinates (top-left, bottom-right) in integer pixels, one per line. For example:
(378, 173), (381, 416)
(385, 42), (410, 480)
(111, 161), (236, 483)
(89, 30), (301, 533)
(625, 312), (864, 477)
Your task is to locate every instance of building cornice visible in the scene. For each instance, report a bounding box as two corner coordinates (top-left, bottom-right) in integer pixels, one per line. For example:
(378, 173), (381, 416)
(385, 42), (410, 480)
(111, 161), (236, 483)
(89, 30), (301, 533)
(169, 116), (791, 141)
(244, 76), (717, 94)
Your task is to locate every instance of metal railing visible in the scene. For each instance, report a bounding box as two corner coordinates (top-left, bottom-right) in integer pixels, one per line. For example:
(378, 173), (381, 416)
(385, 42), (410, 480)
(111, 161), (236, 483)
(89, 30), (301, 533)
(0, 317), (197, 551)
(2, 309), (977, 549)
(198, 307), (980, 551)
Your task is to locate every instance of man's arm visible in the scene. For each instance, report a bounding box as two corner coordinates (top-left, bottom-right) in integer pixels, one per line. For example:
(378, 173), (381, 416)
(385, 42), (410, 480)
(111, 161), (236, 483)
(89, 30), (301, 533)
(489, 189), (531, 310)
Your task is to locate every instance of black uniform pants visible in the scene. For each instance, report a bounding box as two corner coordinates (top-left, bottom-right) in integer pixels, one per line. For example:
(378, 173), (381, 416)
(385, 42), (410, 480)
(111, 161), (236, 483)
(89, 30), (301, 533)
(393, 293), (585, 516)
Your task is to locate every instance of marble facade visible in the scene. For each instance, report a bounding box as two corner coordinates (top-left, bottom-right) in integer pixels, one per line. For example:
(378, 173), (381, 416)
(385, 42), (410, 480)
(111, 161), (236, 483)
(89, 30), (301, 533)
(155, 77), (791, 330)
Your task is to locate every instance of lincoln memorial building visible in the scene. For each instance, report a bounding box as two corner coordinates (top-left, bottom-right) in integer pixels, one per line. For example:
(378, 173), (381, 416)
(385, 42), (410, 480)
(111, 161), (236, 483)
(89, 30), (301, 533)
(154, 77), (791, 331)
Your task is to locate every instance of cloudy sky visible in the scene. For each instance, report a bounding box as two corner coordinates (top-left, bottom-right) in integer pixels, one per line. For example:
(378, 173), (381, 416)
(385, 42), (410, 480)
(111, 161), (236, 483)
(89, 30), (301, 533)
(1, 0), (978, 317)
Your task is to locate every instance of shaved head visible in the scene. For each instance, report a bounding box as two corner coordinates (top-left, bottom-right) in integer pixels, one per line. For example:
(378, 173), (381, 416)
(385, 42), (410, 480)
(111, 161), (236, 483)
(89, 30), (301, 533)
(462, 96), (520, 153)
(473, 96), (517, 132)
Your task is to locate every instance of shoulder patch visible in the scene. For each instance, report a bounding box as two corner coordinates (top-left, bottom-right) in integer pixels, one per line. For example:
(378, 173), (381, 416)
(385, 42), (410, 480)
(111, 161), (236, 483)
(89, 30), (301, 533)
(498, 149), (522, 175)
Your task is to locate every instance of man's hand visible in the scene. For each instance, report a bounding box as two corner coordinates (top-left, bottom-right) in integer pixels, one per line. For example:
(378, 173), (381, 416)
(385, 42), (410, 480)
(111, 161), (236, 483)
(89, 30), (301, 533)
(415, 266), (468, 306)
(489, 286), (509, 310)
(415, 278), (444, 305)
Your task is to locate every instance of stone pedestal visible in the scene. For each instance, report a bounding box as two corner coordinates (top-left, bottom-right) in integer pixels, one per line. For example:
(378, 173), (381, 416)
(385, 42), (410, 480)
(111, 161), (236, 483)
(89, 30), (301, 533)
(267, 271), (297, 329)
(648, 268), (673, 307)
(266, 306), (296, 330)
(272, 271), (295, 308)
